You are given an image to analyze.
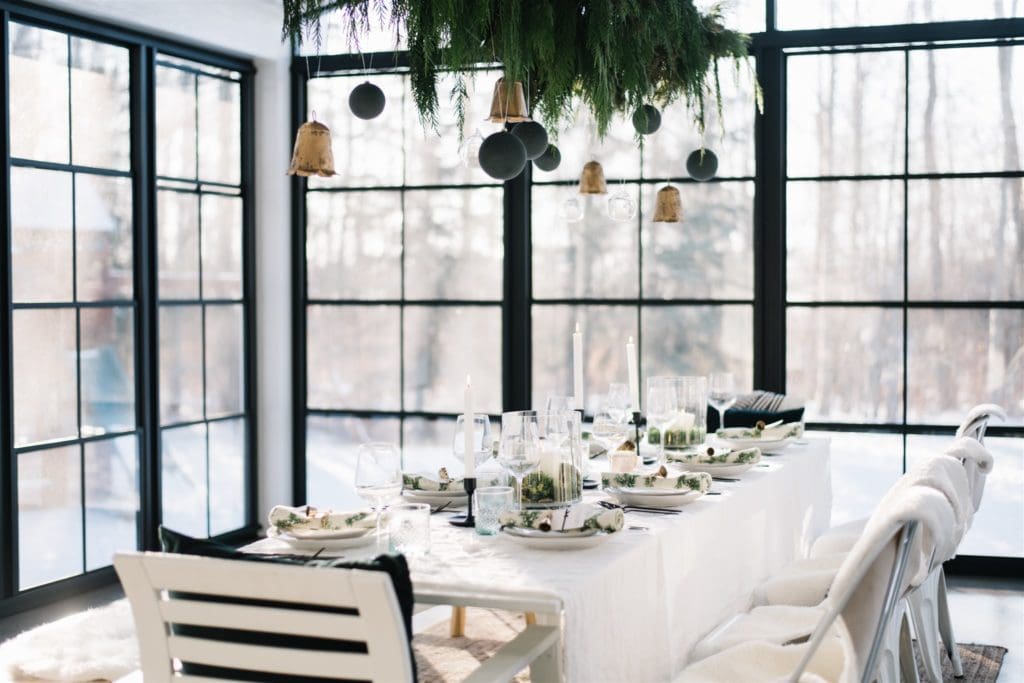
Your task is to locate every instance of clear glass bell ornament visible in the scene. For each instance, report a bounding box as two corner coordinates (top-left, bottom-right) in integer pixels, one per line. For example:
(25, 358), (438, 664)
(606, 187), (637, 221)
(459, 128), (486, 168)
(560, 195), (585, 222)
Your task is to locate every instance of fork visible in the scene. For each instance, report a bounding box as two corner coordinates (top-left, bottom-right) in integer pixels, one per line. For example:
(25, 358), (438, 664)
(598, 500), (680, 515)
(430, 501), (452, 514)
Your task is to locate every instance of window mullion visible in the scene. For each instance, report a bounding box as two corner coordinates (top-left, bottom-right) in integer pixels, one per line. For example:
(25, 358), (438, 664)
(0, 9), (16, 599)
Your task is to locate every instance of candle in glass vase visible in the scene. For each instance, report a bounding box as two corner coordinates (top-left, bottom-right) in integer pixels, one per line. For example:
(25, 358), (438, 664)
(464, 375), (475, 477)
(573, 322), (583, 411)
(626, 336), (639, 409)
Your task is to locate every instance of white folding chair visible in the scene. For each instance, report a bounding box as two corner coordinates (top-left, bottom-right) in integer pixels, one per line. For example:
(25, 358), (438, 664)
(115, 551), (559, 683)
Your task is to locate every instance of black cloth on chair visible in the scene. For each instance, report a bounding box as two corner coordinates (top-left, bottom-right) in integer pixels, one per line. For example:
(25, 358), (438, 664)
(706, 390), (805, 432)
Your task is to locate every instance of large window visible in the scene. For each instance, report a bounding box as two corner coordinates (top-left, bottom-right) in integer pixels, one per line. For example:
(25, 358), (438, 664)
(0, 5), (255, 612)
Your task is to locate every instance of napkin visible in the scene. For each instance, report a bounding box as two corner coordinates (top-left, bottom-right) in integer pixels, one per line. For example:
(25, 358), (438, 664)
(268, 505), (376, 535)
(402, 472), (465, 492)
(667, 446), (762, 466)
(499, 503), (624, 533)
(600, 470), (711, 493)
(717, 422), (802, 440)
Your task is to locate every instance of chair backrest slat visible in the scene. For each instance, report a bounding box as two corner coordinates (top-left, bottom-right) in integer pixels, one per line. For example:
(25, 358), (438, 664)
(166, 635), (377, 679)
(159, 598), (367, 640)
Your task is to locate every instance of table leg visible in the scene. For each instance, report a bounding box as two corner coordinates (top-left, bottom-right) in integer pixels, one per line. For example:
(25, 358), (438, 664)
(449, 605), (466, 637)
(529, 611), (564, 683)
(524, 611), (537, 625)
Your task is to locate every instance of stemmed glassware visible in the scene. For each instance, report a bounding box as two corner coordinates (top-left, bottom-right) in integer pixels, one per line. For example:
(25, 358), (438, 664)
(646, 377), (678, 464)
(498, 413), (542, 511)
(708, 372), (738, 431)
(606, 382), (632, 425)
(355, 442), (403, 550)
(545, 395), (575, 415)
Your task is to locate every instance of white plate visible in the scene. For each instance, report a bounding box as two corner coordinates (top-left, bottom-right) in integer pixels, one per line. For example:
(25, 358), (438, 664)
(500, 527), (611, 550)
(269, 530), (379, 551)
(675, 462), (755, 477)
(717, 436), (794, 453)
(285, 526), (372, 540)
(607, 487), (705, 507)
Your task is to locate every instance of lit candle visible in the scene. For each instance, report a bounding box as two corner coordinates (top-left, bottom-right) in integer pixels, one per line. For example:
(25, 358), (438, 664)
(626, 336), (639, 409)
(573, 322), (583, 411)
(464, 375), (475, 477)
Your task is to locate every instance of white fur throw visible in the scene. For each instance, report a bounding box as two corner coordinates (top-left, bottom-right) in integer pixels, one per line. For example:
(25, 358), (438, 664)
(0, 598), (138, 682)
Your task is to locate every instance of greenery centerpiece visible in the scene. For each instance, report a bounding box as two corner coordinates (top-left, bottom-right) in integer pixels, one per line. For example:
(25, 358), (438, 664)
(281, 0), (754, 138)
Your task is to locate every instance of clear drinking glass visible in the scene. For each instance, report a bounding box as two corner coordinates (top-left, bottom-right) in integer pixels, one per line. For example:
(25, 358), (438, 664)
(474, 486), (514, 536)
(452, 413), (493, 475)
(355, 442), (402, 550)
(388, 503), (431, 555)
(607, 382), (632, 424)
(665, 376), (709, 447)
(498, 413), (542, 511)
(708, 372), (738, 431)
(646, 378), (678, 464)
(545, 395), (575, 415)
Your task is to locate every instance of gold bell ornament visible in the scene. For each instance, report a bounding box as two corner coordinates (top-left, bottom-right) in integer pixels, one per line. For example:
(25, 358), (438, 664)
(578, 160), (607, 194)
(487, 78), (530, 123)
(652, 184), (682, 222)
(287, 116), (336, 177)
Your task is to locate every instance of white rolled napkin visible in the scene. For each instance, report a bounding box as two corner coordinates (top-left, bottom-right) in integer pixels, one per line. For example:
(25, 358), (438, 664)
(402, 472), (465, 492)
(717, 421), (803, 440)
(268, 505), (376, 535)
(668, 445), (761, 466)
(499, 503), (624, 533)
(600, 470), (711, 493)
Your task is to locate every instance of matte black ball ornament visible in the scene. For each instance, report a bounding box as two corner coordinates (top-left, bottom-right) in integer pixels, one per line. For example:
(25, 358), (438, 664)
(533, 144), (561, 172)
(511, 121), (549, 160)
(686, 149), (719, 181)
(349, 81), (386, 120)
(632, 104), (662, 135)
(478, 131), (528, 180)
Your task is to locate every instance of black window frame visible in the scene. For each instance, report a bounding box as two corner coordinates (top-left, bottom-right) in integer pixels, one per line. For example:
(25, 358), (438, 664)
(0, 0), (258, 617)
(291, 7), (1024, 576)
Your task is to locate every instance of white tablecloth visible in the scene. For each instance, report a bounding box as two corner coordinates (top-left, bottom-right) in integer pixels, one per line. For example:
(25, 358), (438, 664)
(247, 438), (831, 682)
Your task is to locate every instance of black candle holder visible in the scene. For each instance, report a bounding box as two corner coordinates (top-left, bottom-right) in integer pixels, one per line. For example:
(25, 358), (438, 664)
(448, 477), (477, 527)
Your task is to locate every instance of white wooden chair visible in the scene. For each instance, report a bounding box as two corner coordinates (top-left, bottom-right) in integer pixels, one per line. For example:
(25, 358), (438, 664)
(115, 551), (559, 683)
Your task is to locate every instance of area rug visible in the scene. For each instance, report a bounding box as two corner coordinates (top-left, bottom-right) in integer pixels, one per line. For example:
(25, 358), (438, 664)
(914, 643), (1008, 683)
(413, 608), (529, 683)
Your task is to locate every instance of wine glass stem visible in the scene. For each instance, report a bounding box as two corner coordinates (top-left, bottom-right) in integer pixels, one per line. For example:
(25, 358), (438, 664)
(375, 509), (383, 552)
(514, 475), (523, 511)
(717, 407), (725, 430)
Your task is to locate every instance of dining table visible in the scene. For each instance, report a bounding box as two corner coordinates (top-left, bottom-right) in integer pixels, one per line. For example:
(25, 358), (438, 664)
(244, 437), (832, 683)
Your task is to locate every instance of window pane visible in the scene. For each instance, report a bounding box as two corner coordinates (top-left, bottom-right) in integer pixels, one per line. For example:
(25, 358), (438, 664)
(642, 182), (754, 299)
(13, 309), (77, 446)
(161, 424), (208, 537)
(209, 418), (246, 535)
(205, 304), (245, 417)
(80, 307), (135, 436)
(70, 37), (130, 170)
(641, 305), (754, 389)
(909, 46), (1024, 173)
(787, 52), (905, 177)
(787, 307), (903, 423)
(158, 190), (200, 299)
(306, 191), (402, 300)
(306, 415), (400, 509)
(907, 178), (1024, 301)
(156, 65), (197, 178)
(9, 23), (70, 164)
(296, 8), (407, 55)
(18, 446), (82, 589)
(813, 430), (903, 527)
(85, 435), (138, 570)
(402, 416), (463, 476)
(699, 0), (765, 34)
(77, 174), (133, 301)
(307, 305), (401, 410)
(201, 194), (243, 299)
(907, 309), (1024, 425)
(404, 70), (499, 185)
(306, 74), (405, 188)
(532, 305), (638, 414)
(403, 306), (502, 413)
(532, 184), (639, 300)
(405, 188), (503, 300)
(533, 111), (639, 183)
(159, 305), (204, 424)
(197, 76), (241, 184)
(787, 180), (904, 301)
(643, 67), (756, 179)
(778, 0), (1023, 30)
(11, 167), (73, 303)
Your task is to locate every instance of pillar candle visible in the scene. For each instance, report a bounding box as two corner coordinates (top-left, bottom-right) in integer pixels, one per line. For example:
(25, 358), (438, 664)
(626, 336), (639, 409)
(464, 375), (475, 477)
(573, 322), (583, 411)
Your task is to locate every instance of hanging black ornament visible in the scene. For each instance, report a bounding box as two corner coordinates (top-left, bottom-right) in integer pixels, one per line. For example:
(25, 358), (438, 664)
(511, 121), (549, 160)
(478, 131), (528, 180)
(533, 144), (561, 172)
(686, 149), (718, 181)
(632, 104), (662, 135)
(349, 81), (386, 120)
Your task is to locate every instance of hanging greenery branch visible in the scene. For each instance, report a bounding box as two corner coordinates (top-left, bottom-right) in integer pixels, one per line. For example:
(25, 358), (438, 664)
(283, 0), (754, 138)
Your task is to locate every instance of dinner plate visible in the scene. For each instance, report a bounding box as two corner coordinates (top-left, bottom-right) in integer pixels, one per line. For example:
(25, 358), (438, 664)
(607, 486), (704, 507)
(403, 489), (468, 501)
(673, 462), (755, 477)
(285, 526), (372, 540)
(716, 433), (794, 453)
(268, 529), (379, 551)
(500, 526), (610, 550)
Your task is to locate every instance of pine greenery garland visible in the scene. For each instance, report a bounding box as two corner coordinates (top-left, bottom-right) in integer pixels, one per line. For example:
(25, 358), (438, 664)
(283, 0), (754, 138)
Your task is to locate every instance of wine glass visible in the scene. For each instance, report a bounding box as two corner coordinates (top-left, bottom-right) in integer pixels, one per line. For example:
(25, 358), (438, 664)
(646, 378), (678, 464)
(708, 372), (738, 432)
(355, 442), (402, 550)
(606, 382), (632, 424)
(452, 413), (492, 474)
(498, 412), (542, 511)
(545, 395), (575, 415)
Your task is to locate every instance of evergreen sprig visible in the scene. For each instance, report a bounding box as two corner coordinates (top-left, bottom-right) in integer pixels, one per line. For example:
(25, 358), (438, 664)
(283, 0), (752, 137)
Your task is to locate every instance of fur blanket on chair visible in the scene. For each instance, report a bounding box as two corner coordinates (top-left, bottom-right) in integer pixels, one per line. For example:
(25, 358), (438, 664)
(0, 598), (138, 682)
